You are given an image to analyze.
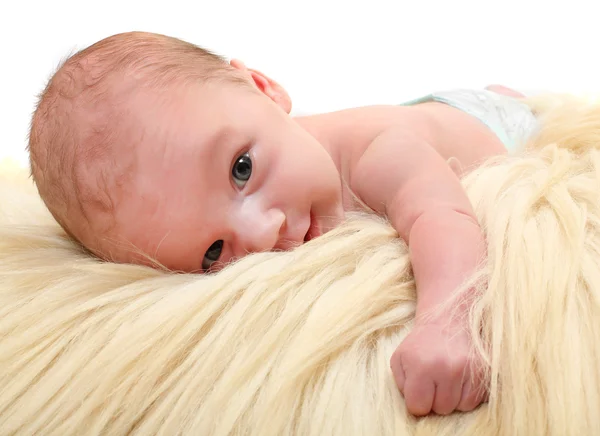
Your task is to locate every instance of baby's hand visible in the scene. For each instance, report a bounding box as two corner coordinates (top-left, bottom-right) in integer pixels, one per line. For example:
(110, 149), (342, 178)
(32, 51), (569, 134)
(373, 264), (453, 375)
(390, 317), (487, 416)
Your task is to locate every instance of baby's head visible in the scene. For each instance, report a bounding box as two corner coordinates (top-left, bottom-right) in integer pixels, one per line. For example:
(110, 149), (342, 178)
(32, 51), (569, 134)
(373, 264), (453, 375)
(29, 31), (344, 272)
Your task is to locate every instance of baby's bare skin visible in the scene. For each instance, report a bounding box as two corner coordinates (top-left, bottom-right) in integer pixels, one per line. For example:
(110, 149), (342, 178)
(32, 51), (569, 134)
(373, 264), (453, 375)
(296, 85), (519, 416)
(29, 32), (526, 417)
(120, 73), (513, 416)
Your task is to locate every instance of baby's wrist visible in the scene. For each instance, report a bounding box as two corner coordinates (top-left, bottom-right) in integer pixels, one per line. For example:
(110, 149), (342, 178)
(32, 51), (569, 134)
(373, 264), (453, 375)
(414, 290), (474, 327)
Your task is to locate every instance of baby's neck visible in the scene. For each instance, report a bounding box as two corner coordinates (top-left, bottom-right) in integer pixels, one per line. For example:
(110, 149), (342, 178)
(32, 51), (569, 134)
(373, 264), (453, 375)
(293, 113), (343, 170)
(293, 107), (392, 212)
(296, 106), (404, 175)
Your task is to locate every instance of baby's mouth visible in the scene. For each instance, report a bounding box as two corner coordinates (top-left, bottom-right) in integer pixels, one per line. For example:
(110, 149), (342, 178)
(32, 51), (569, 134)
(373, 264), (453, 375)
(304, 211), (320, 243)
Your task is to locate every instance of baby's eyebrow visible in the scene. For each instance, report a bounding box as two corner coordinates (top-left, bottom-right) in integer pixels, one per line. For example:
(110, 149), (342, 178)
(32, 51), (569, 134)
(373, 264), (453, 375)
(190, 125), (234, 162)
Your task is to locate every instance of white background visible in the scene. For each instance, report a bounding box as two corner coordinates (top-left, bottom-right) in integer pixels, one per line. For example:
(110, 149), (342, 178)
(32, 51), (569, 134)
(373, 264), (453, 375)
(2, 0), (599, 166)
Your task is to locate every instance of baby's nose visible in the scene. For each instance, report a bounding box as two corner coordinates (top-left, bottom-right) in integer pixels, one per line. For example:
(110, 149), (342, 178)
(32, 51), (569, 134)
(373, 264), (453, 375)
(238, 208), (286, 255)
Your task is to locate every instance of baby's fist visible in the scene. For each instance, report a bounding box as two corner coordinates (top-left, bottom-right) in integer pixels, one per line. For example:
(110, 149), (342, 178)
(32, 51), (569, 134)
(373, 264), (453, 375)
(390, 320), (487, 416)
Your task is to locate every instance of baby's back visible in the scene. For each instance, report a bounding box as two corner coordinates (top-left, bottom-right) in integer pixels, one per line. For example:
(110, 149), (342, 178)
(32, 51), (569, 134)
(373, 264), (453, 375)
(305, 88), (535, 176)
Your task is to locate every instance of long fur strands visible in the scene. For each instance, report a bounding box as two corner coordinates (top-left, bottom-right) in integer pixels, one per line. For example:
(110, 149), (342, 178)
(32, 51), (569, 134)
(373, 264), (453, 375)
(2, 95), (600, 435)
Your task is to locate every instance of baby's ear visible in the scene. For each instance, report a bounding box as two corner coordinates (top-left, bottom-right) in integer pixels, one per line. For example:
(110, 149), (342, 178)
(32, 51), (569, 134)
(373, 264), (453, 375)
(229, 59), (292, 114)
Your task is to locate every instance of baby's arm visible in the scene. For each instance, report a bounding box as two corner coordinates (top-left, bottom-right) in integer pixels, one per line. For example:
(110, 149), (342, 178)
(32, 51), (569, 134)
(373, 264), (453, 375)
(351, 127), (487, 416)
(352, 127), (485, 315)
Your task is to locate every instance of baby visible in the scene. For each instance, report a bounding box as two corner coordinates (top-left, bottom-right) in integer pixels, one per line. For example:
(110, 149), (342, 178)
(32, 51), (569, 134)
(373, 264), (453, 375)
(28, 32), (538, 417)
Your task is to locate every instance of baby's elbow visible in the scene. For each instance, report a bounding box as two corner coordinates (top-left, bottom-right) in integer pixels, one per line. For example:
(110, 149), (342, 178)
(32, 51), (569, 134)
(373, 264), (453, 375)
(390, 199), (480, 245)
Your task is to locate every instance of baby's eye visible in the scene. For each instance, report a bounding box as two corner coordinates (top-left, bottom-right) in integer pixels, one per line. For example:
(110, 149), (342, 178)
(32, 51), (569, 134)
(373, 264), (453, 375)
(232, 152), (252, 189)
(202, 240), (223, 271)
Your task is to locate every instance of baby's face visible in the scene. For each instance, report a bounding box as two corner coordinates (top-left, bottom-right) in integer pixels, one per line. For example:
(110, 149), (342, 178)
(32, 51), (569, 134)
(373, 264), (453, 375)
(113, 81), (344, 272)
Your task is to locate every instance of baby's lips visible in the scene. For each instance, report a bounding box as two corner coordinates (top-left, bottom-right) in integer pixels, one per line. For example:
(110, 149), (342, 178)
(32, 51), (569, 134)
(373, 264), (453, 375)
(304, 210), (321, 242)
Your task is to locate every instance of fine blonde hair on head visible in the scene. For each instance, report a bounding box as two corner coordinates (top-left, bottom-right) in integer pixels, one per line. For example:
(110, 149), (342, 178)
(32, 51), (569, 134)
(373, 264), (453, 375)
(3, 94), (600, 435)
(27, 31), (246, 261)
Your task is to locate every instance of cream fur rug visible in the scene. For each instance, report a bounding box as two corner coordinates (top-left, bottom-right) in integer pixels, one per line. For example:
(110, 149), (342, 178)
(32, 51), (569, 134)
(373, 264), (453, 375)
(2, 96), (600, 435)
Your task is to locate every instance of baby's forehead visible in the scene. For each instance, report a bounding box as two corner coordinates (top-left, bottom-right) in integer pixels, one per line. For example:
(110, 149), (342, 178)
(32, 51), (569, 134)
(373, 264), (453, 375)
(98, 73), (264, 191)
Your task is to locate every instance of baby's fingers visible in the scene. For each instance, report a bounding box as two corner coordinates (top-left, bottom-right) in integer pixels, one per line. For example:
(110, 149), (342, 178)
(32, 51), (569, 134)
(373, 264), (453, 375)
(390, 354), (406, 394)
(432, 377), (463, 415)
(457, 377), (486, 412)
(403, 373), (435, 416)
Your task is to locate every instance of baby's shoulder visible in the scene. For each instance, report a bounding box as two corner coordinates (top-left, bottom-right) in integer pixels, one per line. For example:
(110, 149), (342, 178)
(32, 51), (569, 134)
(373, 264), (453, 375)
(323, 104), (441, 140)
